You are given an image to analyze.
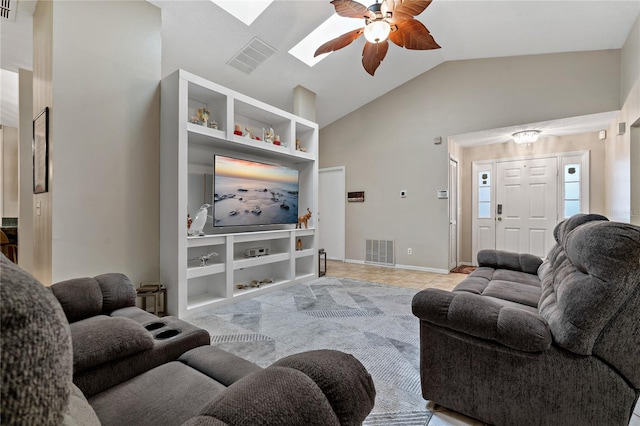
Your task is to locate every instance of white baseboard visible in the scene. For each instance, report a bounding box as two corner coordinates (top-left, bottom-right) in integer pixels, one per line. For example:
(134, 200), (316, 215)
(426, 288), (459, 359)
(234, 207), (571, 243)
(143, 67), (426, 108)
(344, 259), (450, 275)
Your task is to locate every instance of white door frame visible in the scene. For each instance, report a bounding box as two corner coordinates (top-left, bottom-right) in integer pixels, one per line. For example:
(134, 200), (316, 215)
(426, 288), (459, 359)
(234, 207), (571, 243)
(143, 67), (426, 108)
(472, 151), (589, 264)
(449, 158), (459, 270)
(319, 167), (346, 261)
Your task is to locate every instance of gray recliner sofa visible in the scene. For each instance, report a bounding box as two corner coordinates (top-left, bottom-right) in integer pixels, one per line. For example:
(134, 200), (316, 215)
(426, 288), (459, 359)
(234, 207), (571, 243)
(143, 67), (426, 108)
(1, 255), (376, 425)
(412, 214), (640, 426)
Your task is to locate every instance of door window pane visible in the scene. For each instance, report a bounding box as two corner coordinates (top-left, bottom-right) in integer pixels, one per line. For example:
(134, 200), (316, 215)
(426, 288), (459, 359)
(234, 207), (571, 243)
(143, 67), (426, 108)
(563, 163), (581, 218)
(479, 202), (491, 218)
(478, 171), (491, 218)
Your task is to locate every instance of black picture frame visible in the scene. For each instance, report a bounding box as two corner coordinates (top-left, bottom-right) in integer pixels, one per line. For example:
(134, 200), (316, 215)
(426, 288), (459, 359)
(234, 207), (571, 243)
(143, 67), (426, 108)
(33, 107), (49, 194)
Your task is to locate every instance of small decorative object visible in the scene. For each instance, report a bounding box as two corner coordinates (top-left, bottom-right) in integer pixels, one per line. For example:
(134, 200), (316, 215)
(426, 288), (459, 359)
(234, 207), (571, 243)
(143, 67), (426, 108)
(208, 120), (218, 130)
(188, 204), (212, 236)
(187, 213), (192, 230)
(234, 124), (243, 136)
(295, 138), (301, 150)
(296, 238), (303, 251)
(189, 116), (201, 124)
(245, 126), (253, 139)
(264, 127), (275, 143)
(198, 252), (218, 267)
(273, 135), (281, 146)
(198, 108), (210, 126)
(236, 283), (249, 290)
(296, 208), (312, 229)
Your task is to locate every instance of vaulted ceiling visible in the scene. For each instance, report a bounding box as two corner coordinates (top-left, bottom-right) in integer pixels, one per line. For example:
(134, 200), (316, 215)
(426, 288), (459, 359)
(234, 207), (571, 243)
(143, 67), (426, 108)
(2, 0), (639, 129)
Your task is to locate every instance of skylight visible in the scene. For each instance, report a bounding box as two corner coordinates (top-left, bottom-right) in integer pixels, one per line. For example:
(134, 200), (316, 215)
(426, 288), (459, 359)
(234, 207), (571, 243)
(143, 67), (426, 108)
(212, 1), (273, 26)
(289, 4), (367, 67)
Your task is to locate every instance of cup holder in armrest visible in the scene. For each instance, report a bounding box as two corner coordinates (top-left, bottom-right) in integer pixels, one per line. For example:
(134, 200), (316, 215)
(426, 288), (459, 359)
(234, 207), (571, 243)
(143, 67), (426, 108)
(155, 329), (181, 340)
(144, 322), (166, 331)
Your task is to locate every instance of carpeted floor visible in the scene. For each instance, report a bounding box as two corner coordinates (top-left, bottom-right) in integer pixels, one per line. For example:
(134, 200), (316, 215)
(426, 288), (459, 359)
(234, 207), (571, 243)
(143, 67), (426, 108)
(187, 276), (433, 425)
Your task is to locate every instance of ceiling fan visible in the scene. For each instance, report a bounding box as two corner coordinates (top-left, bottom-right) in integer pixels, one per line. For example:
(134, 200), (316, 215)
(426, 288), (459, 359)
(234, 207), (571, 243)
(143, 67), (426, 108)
(315, 0), (440, 76)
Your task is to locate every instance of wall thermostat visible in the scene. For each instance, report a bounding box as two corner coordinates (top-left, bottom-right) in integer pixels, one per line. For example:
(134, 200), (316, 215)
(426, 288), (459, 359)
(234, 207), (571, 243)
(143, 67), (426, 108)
(437, 190), (448, 199)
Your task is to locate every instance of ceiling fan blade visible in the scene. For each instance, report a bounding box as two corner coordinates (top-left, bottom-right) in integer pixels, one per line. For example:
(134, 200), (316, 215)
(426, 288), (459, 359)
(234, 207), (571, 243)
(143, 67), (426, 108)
(362, 40), (389, 76)
(389, 19), (440, 50)
(331, 0), (375, 19)
(315, 28), (365, 57)
(382, 0), (432, 23)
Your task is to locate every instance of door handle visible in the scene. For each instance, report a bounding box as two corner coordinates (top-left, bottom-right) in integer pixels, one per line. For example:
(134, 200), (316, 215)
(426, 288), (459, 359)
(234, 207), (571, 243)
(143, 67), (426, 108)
(497, 217), (502, 221)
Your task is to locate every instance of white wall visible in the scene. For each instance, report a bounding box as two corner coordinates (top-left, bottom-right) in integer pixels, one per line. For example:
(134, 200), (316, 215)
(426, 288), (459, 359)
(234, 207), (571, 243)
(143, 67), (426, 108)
(320, 50), (621, 271)
(606, 15), (639, 223)
(43, 1), (161, 284)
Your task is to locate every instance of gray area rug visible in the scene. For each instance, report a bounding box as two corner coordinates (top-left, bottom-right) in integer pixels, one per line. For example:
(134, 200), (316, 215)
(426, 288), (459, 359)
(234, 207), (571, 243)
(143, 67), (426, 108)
(187, 276), (433, 425)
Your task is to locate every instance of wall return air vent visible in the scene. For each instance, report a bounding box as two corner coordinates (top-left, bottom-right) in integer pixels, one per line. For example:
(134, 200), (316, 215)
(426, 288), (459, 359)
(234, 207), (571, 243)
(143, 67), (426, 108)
(365, 239), (395, 266)
(227, 37), (277, 75)
(1, 0), (15, 20)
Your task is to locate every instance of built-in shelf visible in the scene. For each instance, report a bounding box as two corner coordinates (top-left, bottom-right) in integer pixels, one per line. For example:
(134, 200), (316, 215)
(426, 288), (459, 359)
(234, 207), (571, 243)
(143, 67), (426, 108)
(161, 69), (319, 318)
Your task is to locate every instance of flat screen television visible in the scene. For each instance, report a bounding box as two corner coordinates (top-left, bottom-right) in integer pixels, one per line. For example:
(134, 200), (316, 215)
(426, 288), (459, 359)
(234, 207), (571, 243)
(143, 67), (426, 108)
(213, 155), (299, 227)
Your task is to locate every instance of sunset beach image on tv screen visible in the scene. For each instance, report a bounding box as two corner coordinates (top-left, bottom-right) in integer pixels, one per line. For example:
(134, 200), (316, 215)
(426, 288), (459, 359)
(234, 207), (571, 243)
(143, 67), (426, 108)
(213, 155), (299, 227)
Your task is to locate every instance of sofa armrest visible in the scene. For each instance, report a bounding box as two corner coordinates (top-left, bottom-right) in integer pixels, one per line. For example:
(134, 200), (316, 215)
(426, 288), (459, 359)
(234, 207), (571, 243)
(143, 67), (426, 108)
(193, 350), (375, 426)
(477, 249), (543, 274)
(412, 288), (551, 352)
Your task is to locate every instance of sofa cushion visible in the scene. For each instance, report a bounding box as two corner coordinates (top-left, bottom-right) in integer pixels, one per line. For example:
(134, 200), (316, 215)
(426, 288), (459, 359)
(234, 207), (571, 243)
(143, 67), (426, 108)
(539, 220), (640, 355)
(70, 316), (154, 373)
(94, 273), (136, 313)
(89, 361), (227, 426)
(51, 278), (103, 323)
(483, 280), (540, 308)
(62, 383), (100, 426)
(477, 249), (543, 274)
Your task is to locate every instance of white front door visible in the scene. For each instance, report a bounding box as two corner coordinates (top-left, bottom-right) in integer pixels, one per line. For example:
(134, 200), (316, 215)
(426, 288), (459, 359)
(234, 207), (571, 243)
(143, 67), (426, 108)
(495, 157), (558, 257)
(319, 167), (345, 261)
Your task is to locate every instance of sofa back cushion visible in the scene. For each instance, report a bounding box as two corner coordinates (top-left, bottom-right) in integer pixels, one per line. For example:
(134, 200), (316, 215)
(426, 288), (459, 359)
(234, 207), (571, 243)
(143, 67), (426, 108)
(51, 273), (136, 323)
(51, 277), (103, 323)
(539, 218), (640, 355)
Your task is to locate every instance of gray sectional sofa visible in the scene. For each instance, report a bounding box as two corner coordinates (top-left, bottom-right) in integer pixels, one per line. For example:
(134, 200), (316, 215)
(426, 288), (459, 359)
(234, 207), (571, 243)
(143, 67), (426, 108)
(412, 214), (640, 425)
(1, 255), (376, 425)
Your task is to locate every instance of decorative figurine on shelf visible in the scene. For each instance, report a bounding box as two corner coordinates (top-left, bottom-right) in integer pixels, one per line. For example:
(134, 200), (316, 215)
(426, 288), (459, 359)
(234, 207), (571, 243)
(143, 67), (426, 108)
(187, 213), (192, 231)
(273, 135), (281, 146)
(198, 108), (210, 127)
(198, 252), (218, 267)
(295, 138), (307, 152)
(296, 238), (303, 251)
(264, 127), (274, 144)
(245, 126), (253, 139)
(234, 124), (243, 136)
(296, 208), (312, 229)
(208, 120), (218, 130)
(188, 204), (212, 236)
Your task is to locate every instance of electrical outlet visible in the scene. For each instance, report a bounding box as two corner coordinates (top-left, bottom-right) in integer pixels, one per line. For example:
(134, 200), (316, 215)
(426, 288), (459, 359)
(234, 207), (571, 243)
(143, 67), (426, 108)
(408, 248), (413, 255)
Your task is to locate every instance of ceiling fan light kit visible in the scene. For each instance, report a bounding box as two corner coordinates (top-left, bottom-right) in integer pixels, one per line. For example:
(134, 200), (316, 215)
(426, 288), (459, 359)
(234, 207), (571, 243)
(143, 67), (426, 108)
(315, 0), (441, 76)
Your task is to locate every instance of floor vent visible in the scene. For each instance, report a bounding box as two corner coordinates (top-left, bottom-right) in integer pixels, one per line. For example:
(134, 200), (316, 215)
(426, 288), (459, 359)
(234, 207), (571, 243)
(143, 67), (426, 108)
(227, 37), (277, 75)
(365, 239), (395, 266)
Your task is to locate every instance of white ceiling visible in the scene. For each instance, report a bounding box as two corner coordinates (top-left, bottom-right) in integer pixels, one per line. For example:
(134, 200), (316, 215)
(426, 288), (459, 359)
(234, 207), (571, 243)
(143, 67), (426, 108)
(1, 0), (639, 133)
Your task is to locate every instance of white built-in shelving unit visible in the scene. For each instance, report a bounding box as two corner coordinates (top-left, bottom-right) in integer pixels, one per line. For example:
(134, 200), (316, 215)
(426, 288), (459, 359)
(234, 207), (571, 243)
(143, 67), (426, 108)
(160, 70), (318, 318)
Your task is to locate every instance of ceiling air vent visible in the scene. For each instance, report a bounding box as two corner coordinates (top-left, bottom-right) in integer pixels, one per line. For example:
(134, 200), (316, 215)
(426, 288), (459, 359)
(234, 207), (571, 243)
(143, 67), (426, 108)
(1, 0), (13, 20)
(227, 37), (277, 75)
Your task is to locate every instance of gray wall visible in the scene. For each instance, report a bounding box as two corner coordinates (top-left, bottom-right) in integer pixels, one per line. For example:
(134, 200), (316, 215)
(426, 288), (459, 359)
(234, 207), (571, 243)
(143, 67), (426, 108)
(30, 1), (161, 284)
(320, 50), (621, 271)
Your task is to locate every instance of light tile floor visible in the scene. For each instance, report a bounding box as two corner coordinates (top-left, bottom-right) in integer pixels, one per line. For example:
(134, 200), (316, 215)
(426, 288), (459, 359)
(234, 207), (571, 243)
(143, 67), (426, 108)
(326, 260), (640, 426)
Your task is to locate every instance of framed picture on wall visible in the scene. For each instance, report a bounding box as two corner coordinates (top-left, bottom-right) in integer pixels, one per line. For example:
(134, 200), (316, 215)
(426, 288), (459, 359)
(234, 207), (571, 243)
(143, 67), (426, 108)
(33, 107), (49, 194)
